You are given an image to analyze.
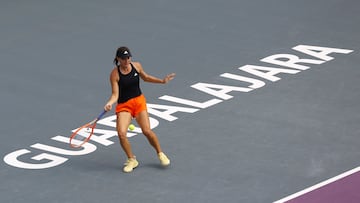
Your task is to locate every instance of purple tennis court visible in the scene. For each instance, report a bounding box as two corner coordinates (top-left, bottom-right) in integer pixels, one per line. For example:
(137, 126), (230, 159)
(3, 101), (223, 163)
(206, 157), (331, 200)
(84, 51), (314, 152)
(275, 167), (360, 202)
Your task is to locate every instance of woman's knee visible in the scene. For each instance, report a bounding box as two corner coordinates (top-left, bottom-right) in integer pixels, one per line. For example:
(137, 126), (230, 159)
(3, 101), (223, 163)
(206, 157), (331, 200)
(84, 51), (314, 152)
(141, 128), (154, 137)
(117, 129), (128, 140)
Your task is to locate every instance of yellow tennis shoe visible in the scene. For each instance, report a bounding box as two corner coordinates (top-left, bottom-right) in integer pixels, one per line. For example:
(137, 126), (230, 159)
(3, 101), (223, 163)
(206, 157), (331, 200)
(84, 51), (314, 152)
(158, 152), (170, 166)
(123, 157), (138, 173)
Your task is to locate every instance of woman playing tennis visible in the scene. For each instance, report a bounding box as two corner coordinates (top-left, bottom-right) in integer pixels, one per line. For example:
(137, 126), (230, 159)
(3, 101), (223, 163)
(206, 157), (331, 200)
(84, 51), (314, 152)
(104, 46), (175, 173)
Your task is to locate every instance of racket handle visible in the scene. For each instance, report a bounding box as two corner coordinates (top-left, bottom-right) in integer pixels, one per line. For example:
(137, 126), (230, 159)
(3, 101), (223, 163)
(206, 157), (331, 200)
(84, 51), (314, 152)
(97, 110), (107, 120)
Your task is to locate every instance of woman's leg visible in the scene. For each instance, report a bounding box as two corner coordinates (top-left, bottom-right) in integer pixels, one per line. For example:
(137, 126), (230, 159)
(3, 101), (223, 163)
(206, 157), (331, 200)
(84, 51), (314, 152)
(135, 110), (162, 153)
(135, 110), (170, 166)
(116, 111), (135, 158)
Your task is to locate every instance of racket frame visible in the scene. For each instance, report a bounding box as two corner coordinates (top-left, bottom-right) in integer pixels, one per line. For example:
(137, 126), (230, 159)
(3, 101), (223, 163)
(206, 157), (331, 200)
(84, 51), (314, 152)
(69, 110), (107, 148)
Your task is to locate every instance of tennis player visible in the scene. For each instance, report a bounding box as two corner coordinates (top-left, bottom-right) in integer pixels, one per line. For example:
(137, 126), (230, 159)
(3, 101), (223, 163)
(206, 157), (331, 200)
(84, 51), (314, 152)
(104, 46), (175, 173)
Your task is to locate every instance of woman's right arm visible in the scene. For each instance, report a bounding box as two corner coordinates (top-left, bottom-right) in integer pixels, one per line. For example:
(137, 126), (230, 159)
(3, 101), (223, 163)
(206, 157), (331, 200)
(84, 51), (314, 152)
(104, 68), (119, 111)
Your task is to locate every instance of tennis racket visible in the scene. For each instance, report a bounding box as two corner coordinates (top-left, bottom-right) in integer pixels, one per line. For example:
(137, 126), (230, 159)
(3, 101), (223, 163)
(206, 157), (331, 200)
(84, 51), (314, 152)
(69, 110), (107, 148)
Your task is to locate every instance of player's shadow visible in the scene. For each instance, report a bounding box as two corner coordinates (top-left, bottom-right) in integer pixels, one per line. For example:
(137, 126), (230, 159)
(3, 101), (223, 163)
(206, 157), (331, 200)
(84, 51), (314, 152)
(71, 157), (171, 172)
(142, 162), (171, 170)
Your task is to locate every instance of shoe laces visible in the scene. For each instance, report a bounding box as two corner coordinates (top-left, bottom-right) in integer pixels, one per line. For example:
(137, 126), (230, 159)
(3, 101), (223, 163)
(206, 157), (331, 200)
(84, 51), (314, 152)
(159, 153), (166, 159)
(124, 157), (136, 166)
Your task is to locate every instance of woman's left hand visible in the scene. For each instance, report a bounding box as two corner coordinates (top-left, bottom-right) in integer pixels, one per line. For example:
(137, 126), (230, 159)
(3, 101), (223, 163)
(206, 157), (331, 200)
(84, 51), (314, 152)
(163, 73), (176, 83)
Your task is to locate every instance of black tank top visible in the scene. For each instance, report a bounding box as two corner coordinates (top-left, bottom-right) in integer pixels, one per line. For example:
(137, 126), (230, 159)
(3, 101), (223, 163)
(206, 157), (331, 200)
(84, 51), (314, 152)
(117, 63), (142, 103)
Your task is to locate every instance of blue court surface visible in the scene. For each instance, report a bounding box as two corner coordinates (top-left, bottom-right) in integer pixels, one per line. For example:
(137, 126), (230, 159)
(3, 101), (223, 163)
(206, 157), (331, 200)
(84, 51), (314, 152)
(1, 1), (360, 202)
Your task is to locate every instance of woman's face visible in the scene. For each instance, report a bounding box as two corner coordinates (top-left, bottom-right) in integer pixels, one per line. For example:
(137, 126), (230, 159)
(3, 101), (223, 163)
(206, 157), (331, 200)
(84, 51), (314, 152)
(118, 56), (131, 66)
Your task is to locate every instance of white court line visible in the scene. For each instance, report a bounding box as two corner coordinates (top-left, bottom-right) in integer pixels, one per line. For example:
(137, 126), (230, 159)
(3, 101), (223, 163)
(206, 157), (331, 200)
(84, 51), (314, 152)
(273, 166), (360, 203)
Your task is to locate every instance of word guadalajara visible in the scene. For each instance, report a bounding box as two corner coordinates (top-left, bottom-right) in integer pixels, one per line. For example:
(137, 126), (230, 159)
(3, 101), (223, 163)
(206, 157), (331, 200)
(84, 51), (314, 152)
(3, 45), (354, 169)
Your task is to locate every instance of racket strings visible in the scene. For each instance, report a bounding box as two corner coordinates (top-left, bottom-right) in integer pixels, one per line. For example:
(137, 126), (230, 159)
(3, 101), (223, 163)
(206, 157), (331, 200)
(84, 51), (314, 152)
(69, 111), (106, 148)
(70, 124), (96, 147)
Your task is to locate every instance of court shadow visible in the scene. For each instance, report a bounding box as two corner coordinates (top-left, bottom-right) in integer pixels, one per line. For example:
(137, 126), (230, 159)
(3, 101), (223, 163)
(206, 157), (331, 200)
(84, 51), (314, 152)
(142, 162), (171, 170)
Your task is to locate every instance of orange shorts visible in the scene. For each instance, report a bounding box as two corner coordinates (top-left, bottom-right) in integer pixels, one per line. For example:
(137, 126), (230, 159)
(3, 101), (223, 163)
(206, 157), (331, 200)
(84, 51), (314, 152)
(116, 94), (147, 117)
